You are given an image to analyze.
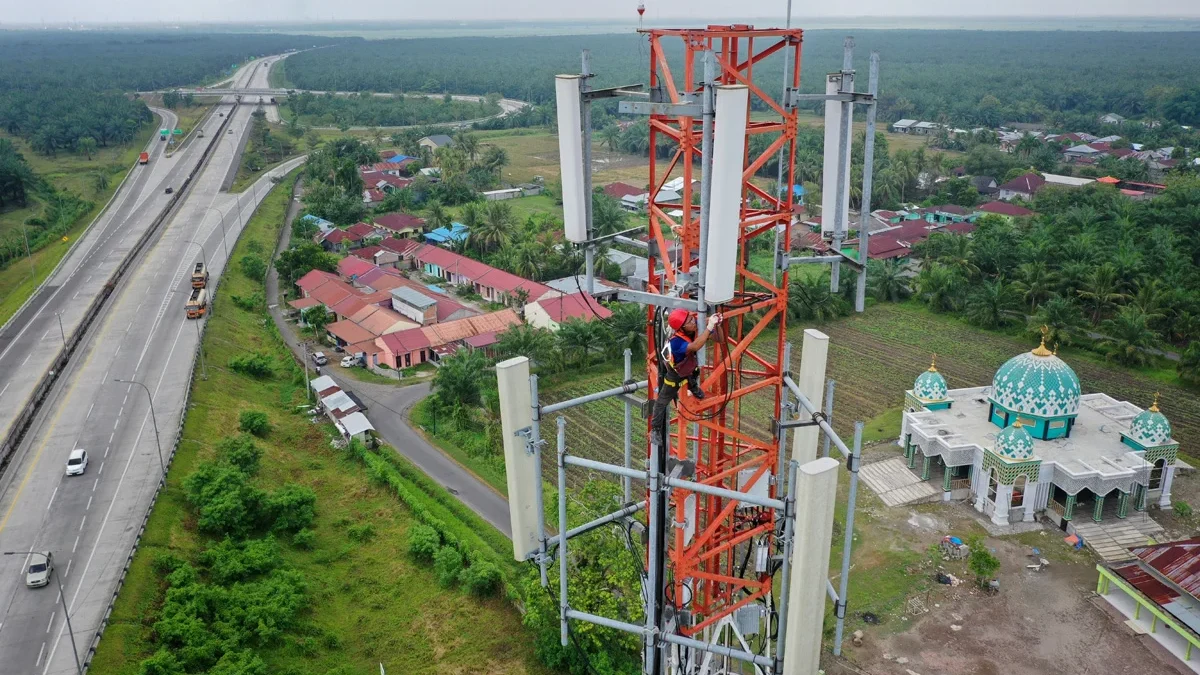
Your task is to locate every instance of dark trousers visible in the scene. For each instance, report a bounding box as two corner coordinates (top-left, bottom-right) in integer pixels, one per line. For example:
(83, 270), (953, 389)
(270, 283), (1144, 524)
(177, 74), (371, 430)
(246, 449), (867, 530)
(650, 372), (701, 448)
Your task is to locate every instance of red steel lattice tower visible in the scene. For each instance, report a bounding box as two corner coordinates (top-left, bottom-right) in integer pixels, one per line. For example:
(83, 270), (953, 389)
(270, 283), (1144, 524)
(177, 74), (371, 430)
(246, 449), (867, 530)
(643, 25), (802, 638)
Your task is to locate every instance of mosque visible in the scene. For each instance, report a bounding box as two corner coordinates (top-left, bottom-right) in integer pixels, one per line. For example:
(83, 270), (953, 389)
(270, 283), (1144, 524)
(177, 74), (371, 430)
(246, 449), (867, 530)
(898, 334), (1180, 529)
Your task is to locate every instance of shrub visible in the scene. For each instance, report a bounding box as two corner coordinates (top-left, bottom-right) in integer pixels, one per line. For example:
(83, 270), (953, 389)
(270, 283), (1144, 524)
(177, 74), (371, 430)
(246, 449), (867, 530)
(407, 523), (441, 561)
(1175, 500), (1194, 519)
(460, 558), (502, 596)
(228, 352), (275, 378)
(231, 292), (264, 311)
(292, 528), (316, 550)
(433, 546), (463, 588)
(266, 483), (317, 533)
(967, 536), (1001, 583)
(346, 522), (376, 542)
(200, 536), (281, 584)
(238, 410), (271, 437)
(240, 254), (267, 280)
(152, 552), (186, 575)
(218, 434), (262, 475)
(183, 462), (265, 538)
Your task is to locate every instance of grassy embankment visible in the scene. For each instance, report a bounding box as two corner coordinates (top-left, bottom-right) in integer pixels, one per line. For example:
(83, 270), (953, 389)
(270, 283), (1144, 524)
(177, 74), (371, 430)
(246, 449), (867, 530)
(89, 167), (549, 675)
(0, 123), (155, 327)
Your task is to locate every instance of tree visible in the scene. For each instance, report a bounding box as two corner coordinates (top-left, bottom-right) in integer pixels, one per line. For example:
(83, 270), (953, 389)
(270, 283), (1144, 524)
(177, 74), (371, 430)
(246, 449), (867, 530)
(1077, 264), (1126, 324)
(1099, 307), (1160, 367)
(91, 171), (110, 195)
(606, 302), (648, 357)
(76, 136), (97, 161)
(238, 411), (271, 437)
(274, 242), (336, 288)
(239, 254), (267, 280)
(591, 191), (627, 236)
(432, 347), (488, 415)
(1012, 261), (1059, 310)
(557, 318), (609, 368)
(964, 279), (1019, 329)
(425, 199), (452, 232)
(916, 263), (965, 312)
(1179, 342), (1200, 387)
(455, 132), (480, 164)
(301, 306), (330, 339)
(496, 324), (557, 366)
(481, 145), (509, 181)
(470, 201), (513, 254)
(788, 273), (850, 322)
(1029, 296), (1088, 348)
(867, 258), (911, 303)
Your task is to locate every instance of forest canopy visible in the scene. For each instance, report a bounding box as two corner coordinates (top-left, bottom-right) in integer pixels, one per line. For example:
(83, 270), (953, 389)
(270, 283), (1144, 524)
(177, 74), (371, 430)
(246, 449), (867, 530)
(281, 30), (1200, 128)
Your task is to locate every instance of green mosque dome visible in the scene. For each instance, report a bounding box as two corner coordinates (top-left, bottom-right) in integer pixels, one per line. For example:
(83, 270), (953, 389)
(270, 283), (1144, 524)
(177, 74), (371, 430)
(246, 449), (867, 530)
(913, 355), (948, 402)
(995, 420), (1036, 461)
(1129, 394), (1173, 447)
(989, 336), (1081, 419)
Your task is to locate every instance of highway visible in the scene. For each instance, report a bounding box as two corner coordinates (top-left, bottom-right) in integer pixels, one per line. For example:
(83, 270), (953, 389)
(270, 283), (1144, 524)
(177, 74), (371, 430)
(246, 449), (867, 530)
(0, 54), (302, 674)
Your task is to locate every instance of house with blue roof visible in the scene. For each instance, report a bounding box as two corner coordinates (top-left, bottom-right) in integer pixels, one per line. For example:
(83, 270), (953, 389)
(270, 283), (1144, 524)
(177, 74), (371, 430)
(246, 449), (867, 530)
(424, 222), (470, 246)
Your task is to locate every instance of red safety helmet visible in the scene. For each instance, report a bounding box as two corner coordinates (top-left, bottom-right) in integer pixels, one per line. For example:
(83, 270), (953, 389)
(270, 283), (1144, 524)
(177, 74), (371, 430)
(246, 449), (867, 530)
(667, 308), (691, 331)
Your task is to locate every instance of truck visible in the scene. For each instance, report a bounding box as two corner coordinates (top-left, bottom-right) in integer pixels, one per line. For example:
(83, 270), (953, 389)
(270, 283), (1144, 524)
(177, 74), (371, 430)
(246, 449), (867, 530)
(191, 262), (209, 288)
(185, 287), (208, 319)
(160, 128), (169, 141)
(138, 152), (149, 165)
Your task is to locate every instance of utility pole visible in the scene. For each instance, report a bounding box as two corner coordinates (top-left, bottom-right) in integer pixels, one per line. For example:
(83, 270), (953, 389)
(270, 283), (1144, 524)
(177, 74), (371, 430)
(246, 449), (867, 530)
(55, 312), (66, 344)
(21, 225), (35, 277)
(194, 318), (208, 380)
(115, 379), (166, 483)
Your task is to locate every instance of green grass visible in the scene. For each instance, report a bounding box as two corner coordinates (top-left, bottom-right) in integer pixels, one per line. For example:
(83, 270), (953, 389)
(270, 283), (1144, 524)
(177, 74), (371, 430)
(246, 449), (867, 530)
(861, 407), (903, 444)
(268, 58), (292, 89)
(0, 123), (156, 328)
(89, 167), (548, 675)
(409, 399), (510, 497)
(231, 122), (308, 193)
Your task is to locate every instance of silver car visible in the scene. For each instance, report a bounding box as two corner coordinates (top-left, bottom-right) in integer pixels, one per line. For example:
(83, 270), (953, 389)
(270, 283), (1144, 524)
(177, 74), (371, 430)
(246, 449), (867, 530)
(25, 552), (52, 588)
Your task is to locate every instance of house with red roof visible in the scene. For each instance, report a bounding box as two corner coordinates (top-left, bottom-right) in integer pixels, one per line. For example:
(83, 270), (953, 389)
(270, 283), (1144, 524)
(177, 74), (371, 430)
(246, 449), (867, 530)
(346, 222), (379, 240)
(362, 189), (387, 205)
(1098, 539), (1200, 672)
(374, 308), (522, 369)
(373, 212), (426, 238)
(603, 182), (646, 200)
(316, 228), (360, 252)
(998, 173), (1046, 202)
(978, 201), (1035, 221)
(415, 246), (553, 306)
(524, 292), (612, 331)
(337, 256), (377, 281)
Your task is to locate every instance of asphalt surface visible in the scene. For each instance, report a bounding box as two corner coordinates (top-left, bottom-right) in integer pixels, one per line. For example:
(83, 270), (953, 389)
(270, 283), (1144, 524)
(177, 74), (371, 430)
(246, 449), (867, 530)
(264, 181), (512, 536)
(0, 55), (303, 675)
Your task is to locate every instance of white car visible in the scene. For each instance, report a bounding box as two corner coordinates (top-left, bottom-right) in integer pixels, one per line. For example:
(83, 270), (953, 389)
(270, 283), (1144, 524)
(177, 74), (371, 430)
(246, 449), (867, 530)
(312, 351), (328, 366)
(25, 552), (53, 588)
(66, 448), (88, 476)
(340, 355), (359, 368)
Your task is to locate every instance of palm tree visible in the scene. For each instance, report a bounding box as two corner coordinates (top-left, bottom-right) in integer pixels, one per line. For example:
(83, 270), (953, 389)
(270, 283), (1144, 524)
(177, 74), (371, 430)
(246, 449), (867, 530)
(425, 200), (451, 232)
(471, 202), (514, 254)
(867, 258), (912, 302)
(600, 125), (622, 152)
(431, 347), (488, 415)
(1015, 134), (1041, 158)
(455, 132), (480, 165)
(916, 263), (965, 313)
(606, 302), (648, 357)
(964, 279), (1020, 329)
(91, 171), (110, 195)
(1099, 307), (1160, 367)
(787, 274), (850, 322)
(460, 202), (483, 230)
(1178, 342), (1200, 387)
(1012, 262), (1059, 310)
(1077, 264), (1126, 324)
(497, 324), (556, 365)
(557, 318), (608, 368)
(1029, 296), (1088, 348)
(481, 145), (509, 181)
(77, 136), (97, 161)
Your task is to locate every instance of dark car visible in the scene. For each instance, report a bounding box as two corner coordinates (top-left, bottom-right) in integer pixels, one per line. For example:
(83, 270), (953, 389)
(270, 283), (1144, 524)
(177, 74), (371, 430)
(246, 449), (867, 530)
(164, 187), (174, 194)
(346, 391), (368, 412)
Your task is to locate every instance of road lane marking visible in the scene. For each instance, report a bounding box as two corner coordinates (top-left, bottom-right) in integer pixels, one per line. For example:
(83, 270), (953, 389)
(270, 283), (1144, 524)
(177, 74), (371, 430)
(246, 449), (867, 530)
(109, 432), (114, 444)
(65, 559), (72, 579)
(93, 479), (98, 492)
(21, 353), (31, 366)
(36, 642), (45, 666)
(46, 612), (54, 633)
(0, 382), (9, 398)
(46, 486), (57, 511)
(79, 516), (86, 531)
(112, 418), (120, 430)
(104, 446), (110, 458)
(86, 496), (92, 510)
(72, 536), (79, 554)
(98, 462), (104, 476)
(86, 402), (94, 420)
(42, 329), (51, 340)
(72, 291), (80, 300)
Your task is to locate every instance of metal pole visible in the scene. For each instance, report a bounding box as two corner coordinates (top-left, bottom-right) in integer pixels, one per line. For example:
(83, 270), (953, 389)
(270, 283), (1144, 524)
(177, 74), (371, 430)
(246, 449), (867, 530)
(855, 52), (880, 313)
(821, 379), (835, 459)
(778, 342), (792, 481)
(774, 0), (794, 205)
(531, 374), (549, 587)
(581, 50), (595, 295)
(302, 343), (311, 402)
(833, 422), (865, 656)
(21, 225), (35, 277)
(772, 459), (800, 674)
(645, 434), (664, 674)
(540, 379), (646, 414)
(623, 348), (633, 504)
(556, 416), (570, 647)
(207, 205), (230, 264)
(186, 240), (207, 271)
(116, 379), (166, 481)
(3, 552), (83, 675)
(56, 312), (66, 344)
(830, 38), (854, 292)
(195, 317), (208, 380)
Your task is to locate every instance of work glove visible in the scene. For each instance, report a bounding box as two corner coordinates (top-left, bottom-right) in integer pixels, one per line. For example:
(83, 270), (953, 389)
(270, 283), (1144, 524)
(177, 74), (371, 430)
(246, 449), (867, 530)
(706, 314), (722, 331)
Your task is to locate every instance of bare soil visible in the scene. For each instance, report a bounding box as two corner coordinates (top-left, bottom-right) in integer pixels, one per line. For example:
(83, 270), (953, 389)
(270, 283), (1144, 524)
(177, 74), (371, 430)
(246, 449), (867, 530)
(826, 445), (1190, 675)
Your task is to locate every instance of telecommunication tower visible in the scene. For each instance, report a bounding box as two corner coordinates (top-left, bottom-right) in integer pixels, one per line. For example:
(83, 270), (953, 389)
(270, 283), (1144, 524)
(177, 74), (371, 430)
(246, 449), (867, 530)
(499, 23), (882, 675)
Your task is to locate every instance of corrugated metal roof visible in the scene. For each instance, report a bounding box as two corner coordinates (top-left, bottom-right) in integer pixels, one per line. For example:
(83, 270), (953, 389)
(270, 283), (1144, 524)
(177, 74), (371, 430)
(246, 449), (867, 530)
(391, 286), (437, 309)
(1133, 539), (1200, 599)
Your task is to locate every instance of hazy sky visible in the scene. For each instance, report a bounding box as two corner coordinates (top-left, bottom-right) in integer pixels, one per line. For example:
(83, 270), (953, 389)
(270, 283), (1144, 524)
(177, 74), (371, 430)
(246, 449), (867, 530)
(1, 0), (1197, 24)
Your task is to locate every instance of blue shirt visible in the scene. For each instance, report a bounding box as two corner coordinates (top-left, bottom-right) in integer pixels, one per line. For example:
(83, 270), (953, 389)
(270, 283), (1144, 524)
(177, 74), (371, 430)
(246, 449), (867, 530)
(668, 334), (696, 376)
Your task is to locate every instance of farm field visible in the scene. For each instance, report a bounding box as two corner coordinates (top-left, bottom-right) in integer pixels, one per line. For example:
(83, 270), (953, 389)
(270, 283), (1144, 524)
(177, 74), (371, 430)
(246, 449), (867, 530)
(541, 301), (1199, 476)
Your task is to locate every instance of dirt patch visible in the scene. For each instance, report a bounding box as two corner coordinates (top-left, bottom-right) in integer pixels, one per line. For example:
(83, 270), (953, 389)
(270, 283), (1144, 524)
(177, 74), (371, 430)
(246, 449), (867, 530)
(833, 499), (1189, 675)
